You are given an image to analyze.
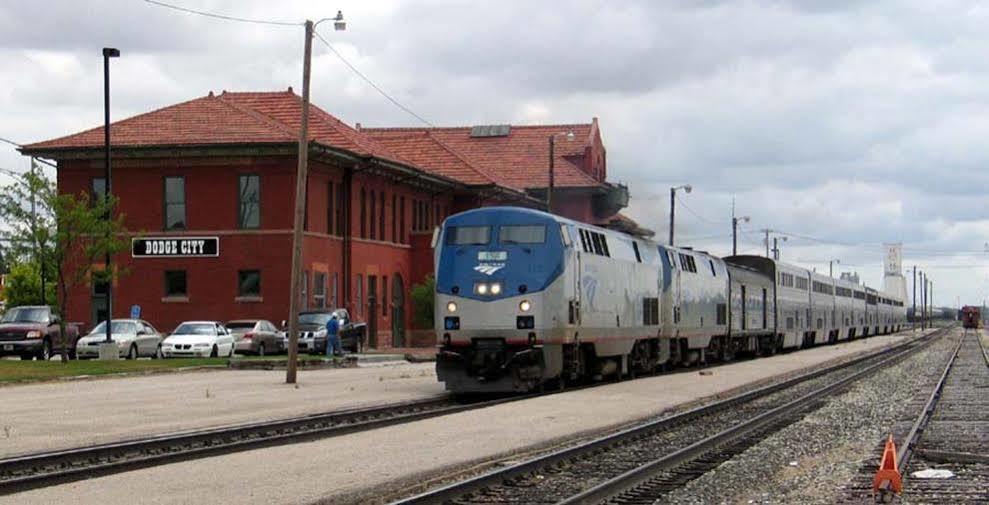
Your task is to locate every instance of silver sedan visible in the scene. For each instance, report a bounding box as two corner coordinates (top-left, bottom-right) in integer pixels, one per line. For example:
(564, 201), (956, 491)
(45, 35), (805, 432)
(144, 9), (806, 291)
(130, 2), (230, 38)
(75, 319), (164, 359)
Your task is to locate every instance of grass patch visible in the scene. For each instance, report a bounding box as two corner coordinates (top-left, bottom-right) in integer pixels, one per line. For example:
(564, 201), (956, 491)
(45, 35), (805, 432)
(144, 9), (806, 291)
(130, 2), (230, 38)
(0, 358), (228, 384)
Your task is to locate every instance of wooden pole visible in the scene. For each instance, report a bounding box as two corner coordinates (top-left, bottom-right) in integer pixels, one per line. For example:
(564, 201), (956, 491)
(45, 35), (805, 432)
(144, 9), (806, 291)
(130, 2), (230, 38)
(286, 20), (314, 384)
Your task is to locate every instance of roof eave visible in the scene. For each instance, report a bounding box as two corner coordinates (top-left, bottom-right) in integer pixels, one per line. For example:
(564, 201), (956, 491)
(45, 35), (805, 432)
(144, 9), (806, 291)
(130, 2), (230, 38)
(18, 142), (298, 160)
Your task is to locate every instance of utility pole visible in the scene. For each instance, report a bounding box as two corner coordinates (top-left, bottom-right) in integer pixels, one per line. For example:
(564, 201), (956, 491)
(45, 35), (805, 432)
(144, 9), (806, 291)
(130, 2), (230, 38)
(922, 272), (927, 329)
(286, 20), (315, 384)
(772, 237), (779, 260)
(29, 158), (43, 303)
(102, 47), (119, 349)
(912, 266), (916, 330)
(285, 11), (346, 383)
(763, 229), (770, 258)
(547, 135), (554, 213)
(669, 187), (675, 247)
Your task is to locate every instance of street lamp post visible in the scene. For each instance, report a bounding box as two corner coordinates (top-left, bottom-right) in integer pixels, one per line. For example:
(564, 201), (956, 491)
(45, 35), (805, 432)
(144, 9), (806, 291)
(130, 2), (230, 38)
(669, 184), (692, 246)
(731, 215), (749, 256)
(546, 130), (575, 214)
(102, 47), (119, 349)
(286, 12), (345, 384)
(829, 258), (840, 277)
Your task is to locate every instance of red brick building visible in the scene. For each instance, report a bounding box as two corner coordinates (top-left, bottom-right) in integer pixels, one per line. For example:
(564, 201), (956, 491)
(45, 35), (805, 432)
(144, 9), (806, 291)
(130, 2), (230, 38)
(21, 89), (635, 349)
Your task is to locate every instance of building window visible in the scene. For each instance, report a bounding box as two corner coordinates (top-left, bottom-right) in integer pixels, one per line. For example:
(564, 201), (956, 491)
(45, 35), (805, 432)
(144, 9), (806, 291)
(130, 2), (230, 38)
(356, 274), (363, 316)
(313, 272), (326, 308)
(336, 183), (346, 237)
(379, 191), (385, 241)
(164, 270), (187, 297)
(238, 175), (260, 229)
(382, 275), (388, 318)
(400, 196), (406, 243)
(91, 177), (107, 205)
(360, 189), (367, 239)
(331, 272), (339, 308)
(369, 190), (376, 240)
(238, 270), (261, 297)
(327, 182), (335, 236)
(391, 195), (397, 243)
(164, 177), (186, 230)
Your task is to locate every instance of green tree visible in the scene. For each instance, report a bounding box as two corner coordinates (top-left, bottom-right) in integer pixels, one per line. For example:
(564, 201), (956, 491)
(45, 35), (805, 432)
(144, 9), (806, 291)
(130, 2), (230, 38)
(0, 166), (129, 361)
(410, 275), (435, 329)
(2, 260), (56, 307)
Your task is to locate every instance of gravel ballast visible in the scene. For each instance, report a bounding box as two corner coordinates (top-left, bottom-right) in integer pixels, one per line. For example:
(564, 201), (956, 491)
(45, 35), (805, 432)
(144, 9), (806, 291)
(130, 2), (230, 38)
(659, 329), (961, 505)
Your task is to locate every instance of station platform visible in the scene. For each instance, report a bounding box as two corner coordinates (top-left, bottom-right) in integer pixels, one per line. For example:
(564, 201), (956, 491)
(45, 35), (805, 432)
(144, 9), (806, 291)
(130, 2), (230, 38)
(8, 330), (937, 505)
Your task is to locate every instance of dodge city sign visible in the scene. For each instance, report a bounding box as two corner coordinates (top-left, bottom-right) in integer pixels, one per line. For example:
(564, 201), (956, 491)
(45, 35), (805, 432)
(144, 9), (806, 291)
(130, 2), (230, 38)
(132, 237), (219, 258)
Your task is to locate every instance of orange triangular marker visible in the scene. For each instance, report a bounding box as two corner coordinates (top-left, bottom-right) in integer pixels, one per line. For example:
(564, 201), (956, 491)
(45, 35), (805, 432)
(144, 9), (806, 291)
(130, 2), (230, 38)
(873, 434), (902, 494)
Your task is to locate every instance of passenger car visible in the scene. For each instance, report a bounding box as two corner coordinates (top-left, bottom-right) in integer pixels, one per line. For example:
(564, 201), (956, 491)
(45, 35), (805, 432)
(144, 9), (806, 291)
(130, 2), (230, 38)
(161, 321), (234, 358)
(0, 306), (80, 360)
(75, 319), (164, 359)
(227, 319), (284, 356)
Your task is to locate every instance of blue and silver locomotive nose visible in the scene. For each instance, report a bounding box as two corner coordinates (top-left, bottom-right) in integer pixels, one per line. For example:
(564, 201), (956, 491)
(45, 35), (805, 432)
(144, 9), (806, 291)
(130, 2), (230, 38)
(434, 207), (568, 392)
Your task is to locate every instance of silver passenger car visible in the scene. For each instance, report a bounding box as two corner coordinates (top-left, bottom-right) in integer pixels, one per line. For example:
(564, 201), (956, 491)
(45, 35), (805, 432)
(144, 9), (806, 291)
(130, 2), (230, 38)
(75, 319), (163, 359)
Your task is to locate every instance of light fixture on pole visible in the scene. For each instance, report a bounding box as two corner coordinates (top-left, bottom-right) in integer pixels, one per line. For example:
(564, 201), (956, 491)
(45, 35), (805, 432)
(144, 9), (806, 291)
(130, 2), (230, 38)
(669, 184), (692, 246)
(829, 258), (840, 277)
(286, 10), (345, 384)
(546, 130), (575, 213)
(102, 47), (120, 352)
(772, 235), (787, 260)
(731, 215), (749, 256)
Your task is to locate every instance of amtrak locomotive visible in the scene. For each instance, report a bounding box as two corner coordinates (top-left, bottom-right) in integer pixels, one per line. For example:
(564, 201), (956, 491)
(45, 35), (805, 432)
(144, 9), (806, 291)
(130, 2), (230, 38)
(434, 207), (906, 394)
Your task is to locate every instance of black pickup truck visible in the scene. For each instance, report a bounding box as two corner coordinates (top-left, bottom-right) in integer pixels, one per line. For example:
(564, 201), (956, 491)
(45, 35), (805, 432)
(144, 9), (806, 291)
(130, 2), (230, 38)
(286, 309), (366, 354)
(0, 306), (81, 360)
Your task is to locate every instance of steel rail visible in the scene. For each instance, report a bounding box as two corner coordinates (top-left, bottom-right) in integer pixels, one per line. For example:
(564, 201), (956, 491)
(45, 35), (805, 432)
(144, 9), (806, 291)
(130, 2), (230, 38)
(0, 394), (520, 494)
(393, 328), (949, 505)
(873, 329), (966, 502)
(562, 327), (953, 505)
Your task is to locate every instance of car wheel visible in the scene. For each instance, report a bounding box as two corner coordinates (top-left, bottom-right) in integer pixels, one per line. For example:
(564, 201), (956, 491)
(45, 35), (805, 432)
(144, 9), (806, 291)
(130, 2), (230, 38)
(257, 343), (265, 357)
(152, 344), (163, 359)
(19, 353), (33, 361)
(210, 345), (218, 358)
(227, 344), (234, 358)
(38, 339), (52, 361)
(127, 344), (138, 360)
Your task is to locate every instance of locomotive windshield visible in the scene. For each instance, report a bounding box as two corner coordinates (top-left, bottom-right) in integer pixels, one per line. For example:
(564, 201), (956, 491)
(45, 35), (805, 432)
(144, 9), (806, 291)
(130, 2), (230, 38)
(445, 226), (490, 245)
(499, 225), (546, 244)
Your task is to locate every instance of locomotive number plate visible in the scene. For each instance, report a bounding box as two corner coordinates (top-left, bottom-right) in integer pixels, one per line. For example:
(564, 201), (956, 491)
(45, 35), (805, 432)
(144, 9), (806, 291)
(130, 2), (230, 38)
(478, 251), (507, 261)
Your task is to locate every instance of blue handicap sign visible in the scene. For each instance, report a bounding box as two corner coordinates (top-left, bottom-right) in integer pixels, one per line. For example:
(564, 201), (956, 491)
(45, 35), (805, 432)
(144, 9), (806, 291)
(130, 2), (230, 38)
(130, 305), (141, 319)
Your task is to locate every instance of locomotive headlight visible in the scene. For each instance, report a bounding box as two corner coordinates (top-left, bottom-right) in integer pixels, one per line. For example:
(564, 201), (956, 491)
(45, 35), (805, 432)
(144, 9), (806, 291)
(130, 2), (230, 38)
(520, 300), (532, 312)
(446, 301), (458, 313)
(490, 283), (502, 295)
(475, 283), (489, 295)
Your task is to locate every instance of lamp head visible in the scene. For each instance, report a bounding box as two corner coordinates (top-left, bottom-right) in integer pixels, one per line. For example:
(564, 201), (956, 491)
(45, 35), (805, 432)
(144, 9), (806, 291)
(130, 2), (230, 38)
(333, 10), (346, 31)
(741, 216), (750, 223)
(103, 47), (120, 58)
(684, 184), (692, 193)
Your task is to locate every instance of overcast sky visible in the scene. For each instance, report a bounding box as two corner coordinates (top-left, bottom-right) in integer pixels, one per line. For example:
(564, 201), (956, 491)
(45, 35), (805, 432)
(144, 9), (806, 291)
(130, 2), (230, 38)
(1, 0), (986, 307)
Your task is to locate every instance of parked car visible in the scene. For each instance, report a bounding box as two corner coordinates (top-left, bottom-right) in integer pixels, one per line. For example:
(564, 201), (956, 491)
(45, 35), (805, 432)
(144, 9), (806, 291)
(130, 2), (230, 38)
(227, 319), (284, 356)
(0, 306), (80, 360)
(161, 321), (234, 358)
(75, 319), (164, 359)
(285, 309), (365, 355)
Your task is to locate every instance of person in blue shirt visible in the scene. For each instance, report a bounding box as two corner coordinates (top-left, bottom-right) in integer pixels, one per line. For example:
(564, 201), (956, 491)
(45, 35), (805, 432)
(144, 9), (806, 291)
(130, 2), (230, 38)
(325, 314), (342, 357)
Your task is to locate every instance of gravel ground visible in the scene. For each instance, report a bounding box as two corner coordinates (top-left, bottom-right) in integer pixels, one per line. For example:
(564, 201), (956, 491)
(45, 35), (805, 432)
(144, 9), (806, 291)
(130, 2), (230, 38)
(659, 329), (961, 505)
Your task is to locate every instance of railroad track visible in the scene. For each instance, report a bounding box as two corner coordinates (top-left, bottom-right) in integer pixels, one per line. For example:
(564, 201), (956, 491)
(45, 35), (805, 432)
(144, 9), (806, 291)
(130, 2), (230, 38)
(878, 328), (989, 504)
(394, 327), (952, 505)
(0, 394), (522, 495)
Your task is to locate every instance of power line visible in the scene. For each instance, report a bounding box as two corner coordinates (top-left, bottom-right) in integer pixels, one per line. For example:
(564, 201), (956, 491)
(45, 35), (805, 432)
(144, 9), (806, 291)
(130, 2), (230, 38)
(313, 32), (434, 127)
(143, 0), (301, 26)
(676, 197), (719, 224)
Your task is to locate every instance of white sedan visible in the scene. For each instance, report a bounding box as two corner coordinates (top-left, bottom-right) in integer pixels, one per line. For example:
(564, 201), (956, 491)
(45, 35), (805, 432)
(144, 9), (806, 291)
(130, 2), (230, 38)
(161, 321), (235, 358)
(75, 319), (164, 359)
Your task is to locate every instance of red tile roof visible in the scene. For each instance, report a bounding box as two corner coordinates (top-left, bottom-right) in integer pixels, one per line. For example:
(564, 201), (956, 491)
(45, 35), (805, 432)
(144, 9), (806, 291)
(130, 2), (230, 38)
(363, 124), (602, 189)
(24, 90), (604, 191)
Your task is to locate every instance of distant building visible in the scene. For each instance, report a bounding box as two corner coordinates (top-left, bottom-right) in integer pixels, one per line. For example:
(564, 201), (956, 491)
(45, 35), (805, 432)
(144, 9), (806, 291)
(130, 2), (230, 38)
(839, 271), (860, 284)
(20, 89), (637, 348)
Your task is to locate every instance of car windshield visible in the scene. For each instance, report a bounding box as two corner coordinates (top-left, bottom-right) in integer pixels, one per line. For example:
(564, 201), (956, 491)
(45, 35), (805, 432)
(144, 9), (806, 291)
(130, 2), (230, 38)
(298, 313), (332, 326)
(499, 225), (546, 244)
(89, 321), (139, 334)
(0, 307), (50, 323)
(225, 322), (257, 332)
(173, 323), (216, 335)
(445, 226), (490, 245)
